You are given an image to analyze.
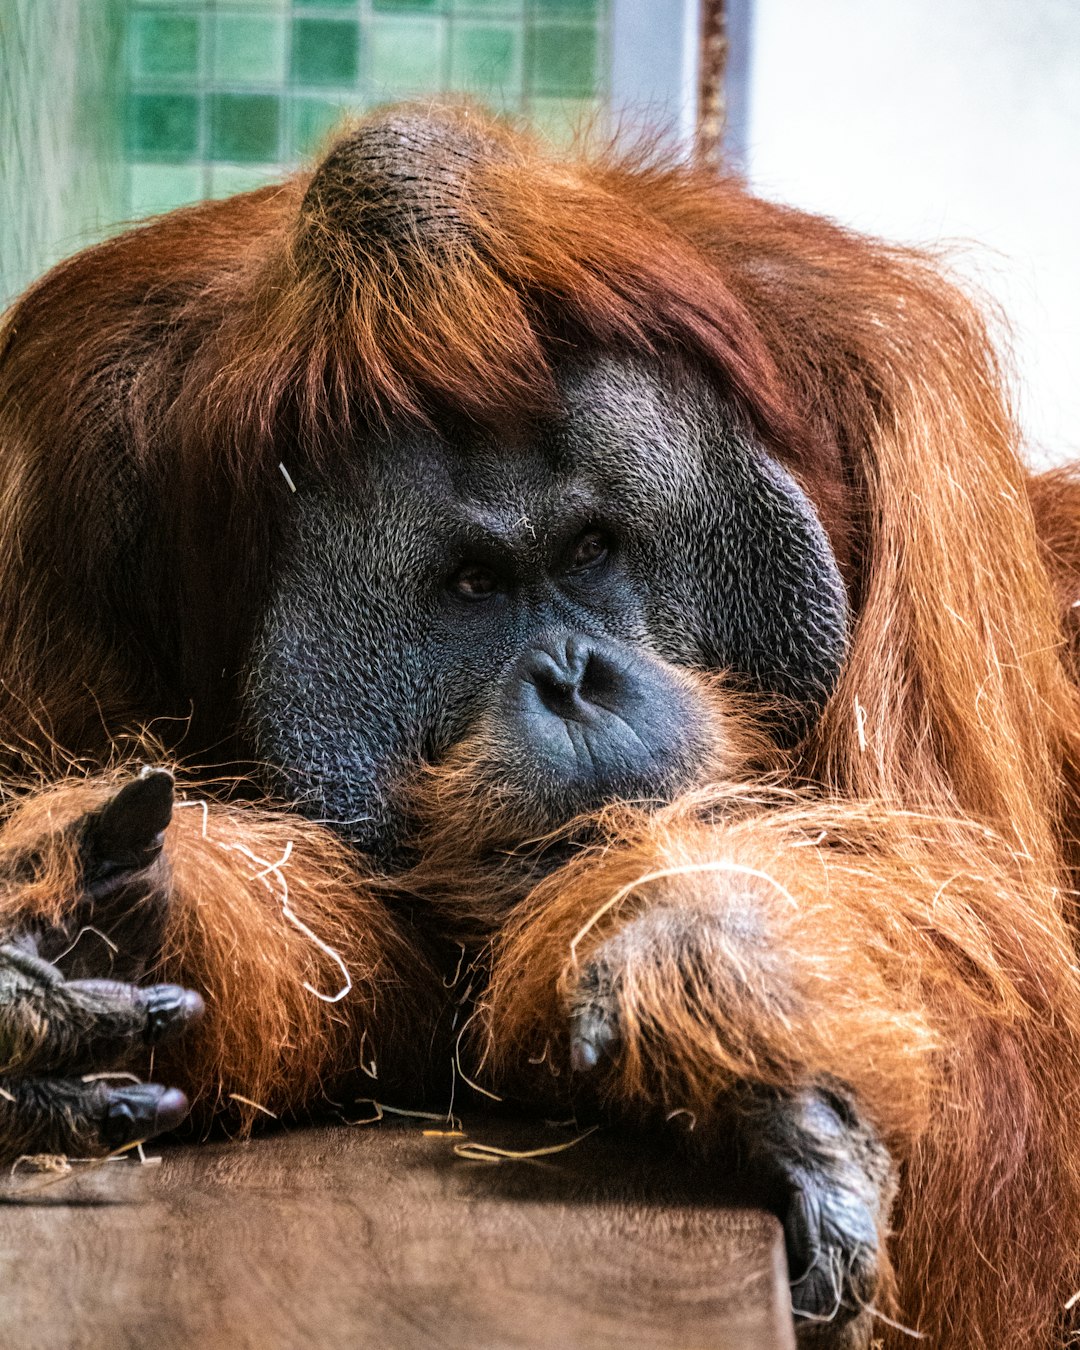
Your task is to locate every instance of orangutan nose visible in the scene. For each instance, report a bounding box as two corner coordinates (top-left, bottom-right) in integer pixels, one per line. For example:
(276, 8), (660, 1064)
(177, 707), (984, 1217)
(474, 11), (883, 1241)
(519, 634), (621, 724)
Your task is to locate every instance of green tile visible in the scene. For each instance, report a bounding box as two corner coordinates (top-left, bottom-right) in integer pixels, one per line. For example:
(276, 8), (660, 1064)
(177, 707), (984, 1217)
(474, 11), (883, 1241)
(212, 15), (287, 84)
(210, 93), (281, 162)
(373, 0), (443, 12)
(127, 93), (200, 160)
(129, 163), (204, 218)
(450, 21), (520, 92)
(209, 164), (279, 199)
(369, 18), (444, 92)
(531, 0), (600, 14)
(131, 13), (200, 80)
(291, 18), (360, 85)
(527, 22), (597, 96)
(451, 0), (521, 11)
(290, 95), (359, 156)
(529, 95), (600, 145)
(295, 0), (356, 7)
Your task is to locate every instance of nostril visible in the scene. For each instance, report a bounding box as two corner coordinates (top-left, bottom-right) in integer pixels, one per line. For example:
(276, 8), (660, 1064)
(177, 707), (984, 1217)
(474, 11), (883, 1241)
(520, 637), (623, 722)
(526, 650), (584, 718)
(578, 649), (618, 706)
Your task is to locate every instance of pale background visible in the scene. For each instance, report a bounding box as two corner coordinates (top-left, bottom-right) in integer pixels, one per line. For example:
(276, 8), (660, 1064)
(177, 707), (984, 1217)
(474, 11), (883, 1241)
(742, 0), (1080, 468)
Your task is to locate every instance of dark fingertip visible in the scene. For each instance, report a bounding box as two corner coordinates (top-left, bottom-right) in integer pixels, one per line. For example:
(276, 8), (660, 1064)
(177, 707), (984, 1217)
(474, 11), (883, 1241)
(569, 1006), (618, 1074)
(141, 984), (206, 1044)
(102, 1082), (190, 1147)
(153, 1087), (190, 1133)
(94, 771), (176, 865)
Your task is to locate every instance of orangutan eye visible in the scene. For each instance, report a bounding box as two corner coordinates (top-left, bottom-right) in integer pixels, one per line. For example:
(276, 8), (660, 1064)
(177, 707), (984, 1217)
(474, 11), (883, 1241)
(450, 564), (499, 600)
(569, 529), (609, 572)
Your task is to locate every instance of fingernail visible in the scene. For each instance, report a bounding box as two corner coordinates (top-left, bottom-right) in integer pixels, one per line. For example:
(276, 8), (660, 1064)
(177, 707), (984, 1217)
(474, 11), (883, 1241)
(570, 1036), (600, 1073)
(142, 985), (206, 1044)
(102, 1083), (190, 1147)
(153, 1087), (190, 1133)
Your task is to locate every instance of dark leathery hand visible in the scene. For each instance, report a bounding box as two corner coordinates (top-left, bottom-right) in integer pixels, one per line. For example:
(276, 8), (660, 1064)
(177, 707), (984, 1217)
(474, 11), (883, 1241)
(568, 911), (894, 1349)
(0, 771), (203, 1161)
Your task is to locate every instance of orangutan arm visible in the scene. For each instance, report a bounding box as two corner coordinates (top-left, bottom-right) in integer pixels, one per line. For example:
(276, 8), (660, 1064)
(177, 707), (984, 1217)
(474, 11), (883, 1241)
(477, 796), (1080, 1344)
(0, 769), (437, 1157)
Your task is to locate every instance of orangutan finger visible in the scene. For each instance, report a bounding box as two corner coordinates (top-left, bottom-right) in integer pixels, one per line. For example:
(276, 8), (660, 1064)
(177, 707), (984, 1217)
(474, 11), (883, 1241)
(568, 958), (621, 1075)
(1, 941), (203, 1075)
(0, 1076), (190, 1159)
(568, 998), (620, 1074)
(82, 769), (175, 899)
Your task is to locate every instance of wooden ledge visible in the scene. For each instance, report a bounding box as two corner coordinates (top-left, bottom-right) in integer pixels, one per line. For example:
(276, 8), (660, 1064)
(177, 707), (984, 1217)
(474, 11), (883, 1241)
(0, 1117), (796, 1350)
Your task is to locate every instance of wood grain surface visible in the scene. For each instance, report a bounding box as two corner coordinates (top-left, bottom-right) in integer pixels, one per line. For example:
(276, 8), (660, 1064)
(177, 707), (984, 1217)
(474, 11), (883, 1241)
(0, 1115), (796, 1350)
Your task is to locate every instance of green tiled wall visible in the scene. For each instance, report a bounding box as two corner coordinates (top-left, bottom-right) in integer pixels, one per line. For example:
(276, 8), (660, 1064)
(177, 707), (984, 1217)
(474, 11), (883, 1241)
(124, 0), (610, 218)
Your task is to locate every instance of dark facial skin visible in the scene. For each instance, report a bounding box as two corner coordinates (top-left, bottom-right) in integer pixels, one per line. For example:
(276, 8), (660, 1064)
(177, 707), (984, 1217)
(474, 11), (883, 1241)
(243, 352), (848, 860)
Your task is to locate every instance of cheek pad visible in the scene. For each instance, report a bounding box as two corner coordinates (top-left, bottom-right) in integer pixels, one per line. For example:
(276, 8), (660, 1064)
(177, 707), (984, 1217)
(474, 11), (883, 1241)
(664, 443), (850, 716)
(240, 490), (439, 853)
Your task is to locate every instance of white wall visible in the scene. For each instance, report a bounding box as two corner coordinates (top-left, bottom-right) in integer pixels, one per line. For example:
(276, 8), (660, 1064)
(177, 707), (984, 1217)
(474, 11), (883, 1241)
(611, 0), (702, 147)
(745, 0), (1080, 467)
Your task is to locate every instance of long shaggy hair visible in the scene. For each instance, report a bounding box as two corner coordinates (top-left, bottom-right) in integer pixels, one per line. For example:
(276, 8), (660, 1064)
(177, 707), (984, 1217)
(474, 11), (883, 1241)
(2, 104), (1080, 1348)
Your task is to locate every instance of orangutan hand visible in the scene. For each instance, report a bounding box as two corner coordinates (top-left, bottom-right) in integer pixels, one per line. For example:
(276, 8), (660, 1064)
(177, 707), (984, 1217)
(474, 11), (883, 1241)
(568, 908), (894, 1349)
(0, 771), (203, 1160)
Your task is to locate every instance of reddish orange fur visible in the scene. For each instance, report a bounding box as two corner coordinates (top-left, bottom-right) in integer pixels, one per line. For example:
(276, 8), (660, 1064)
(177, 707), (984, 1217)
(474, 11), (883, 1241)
(0, 771), (437, 1130)
(1028, 466), (1080, 676)
(397, 671), (777, 933)
(472, 791), (1080, 1347)
(0, 104), (1078, 1346)
(157, 794), (438, 1127)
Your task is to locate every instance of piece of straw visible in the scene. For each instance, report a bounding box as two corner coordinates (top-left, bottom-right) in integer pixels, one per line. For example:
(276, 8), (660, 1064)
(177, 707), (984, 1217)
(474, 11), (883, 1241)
(228, 1093), (278, 1119)
(453, 1125), (599, 1163)
(351, 1100), (464, 1131)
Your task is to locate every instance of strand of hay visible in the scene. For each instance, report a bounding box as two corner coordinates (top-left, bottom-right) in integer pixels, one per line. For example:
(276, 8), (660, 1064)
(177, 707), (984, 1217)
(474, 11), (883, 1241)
(351, 1099), (464, 1131)
(223, 837), (353, 1004)
(453, 1125), (598, 1163)
(228, 1093), (278, 1119)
